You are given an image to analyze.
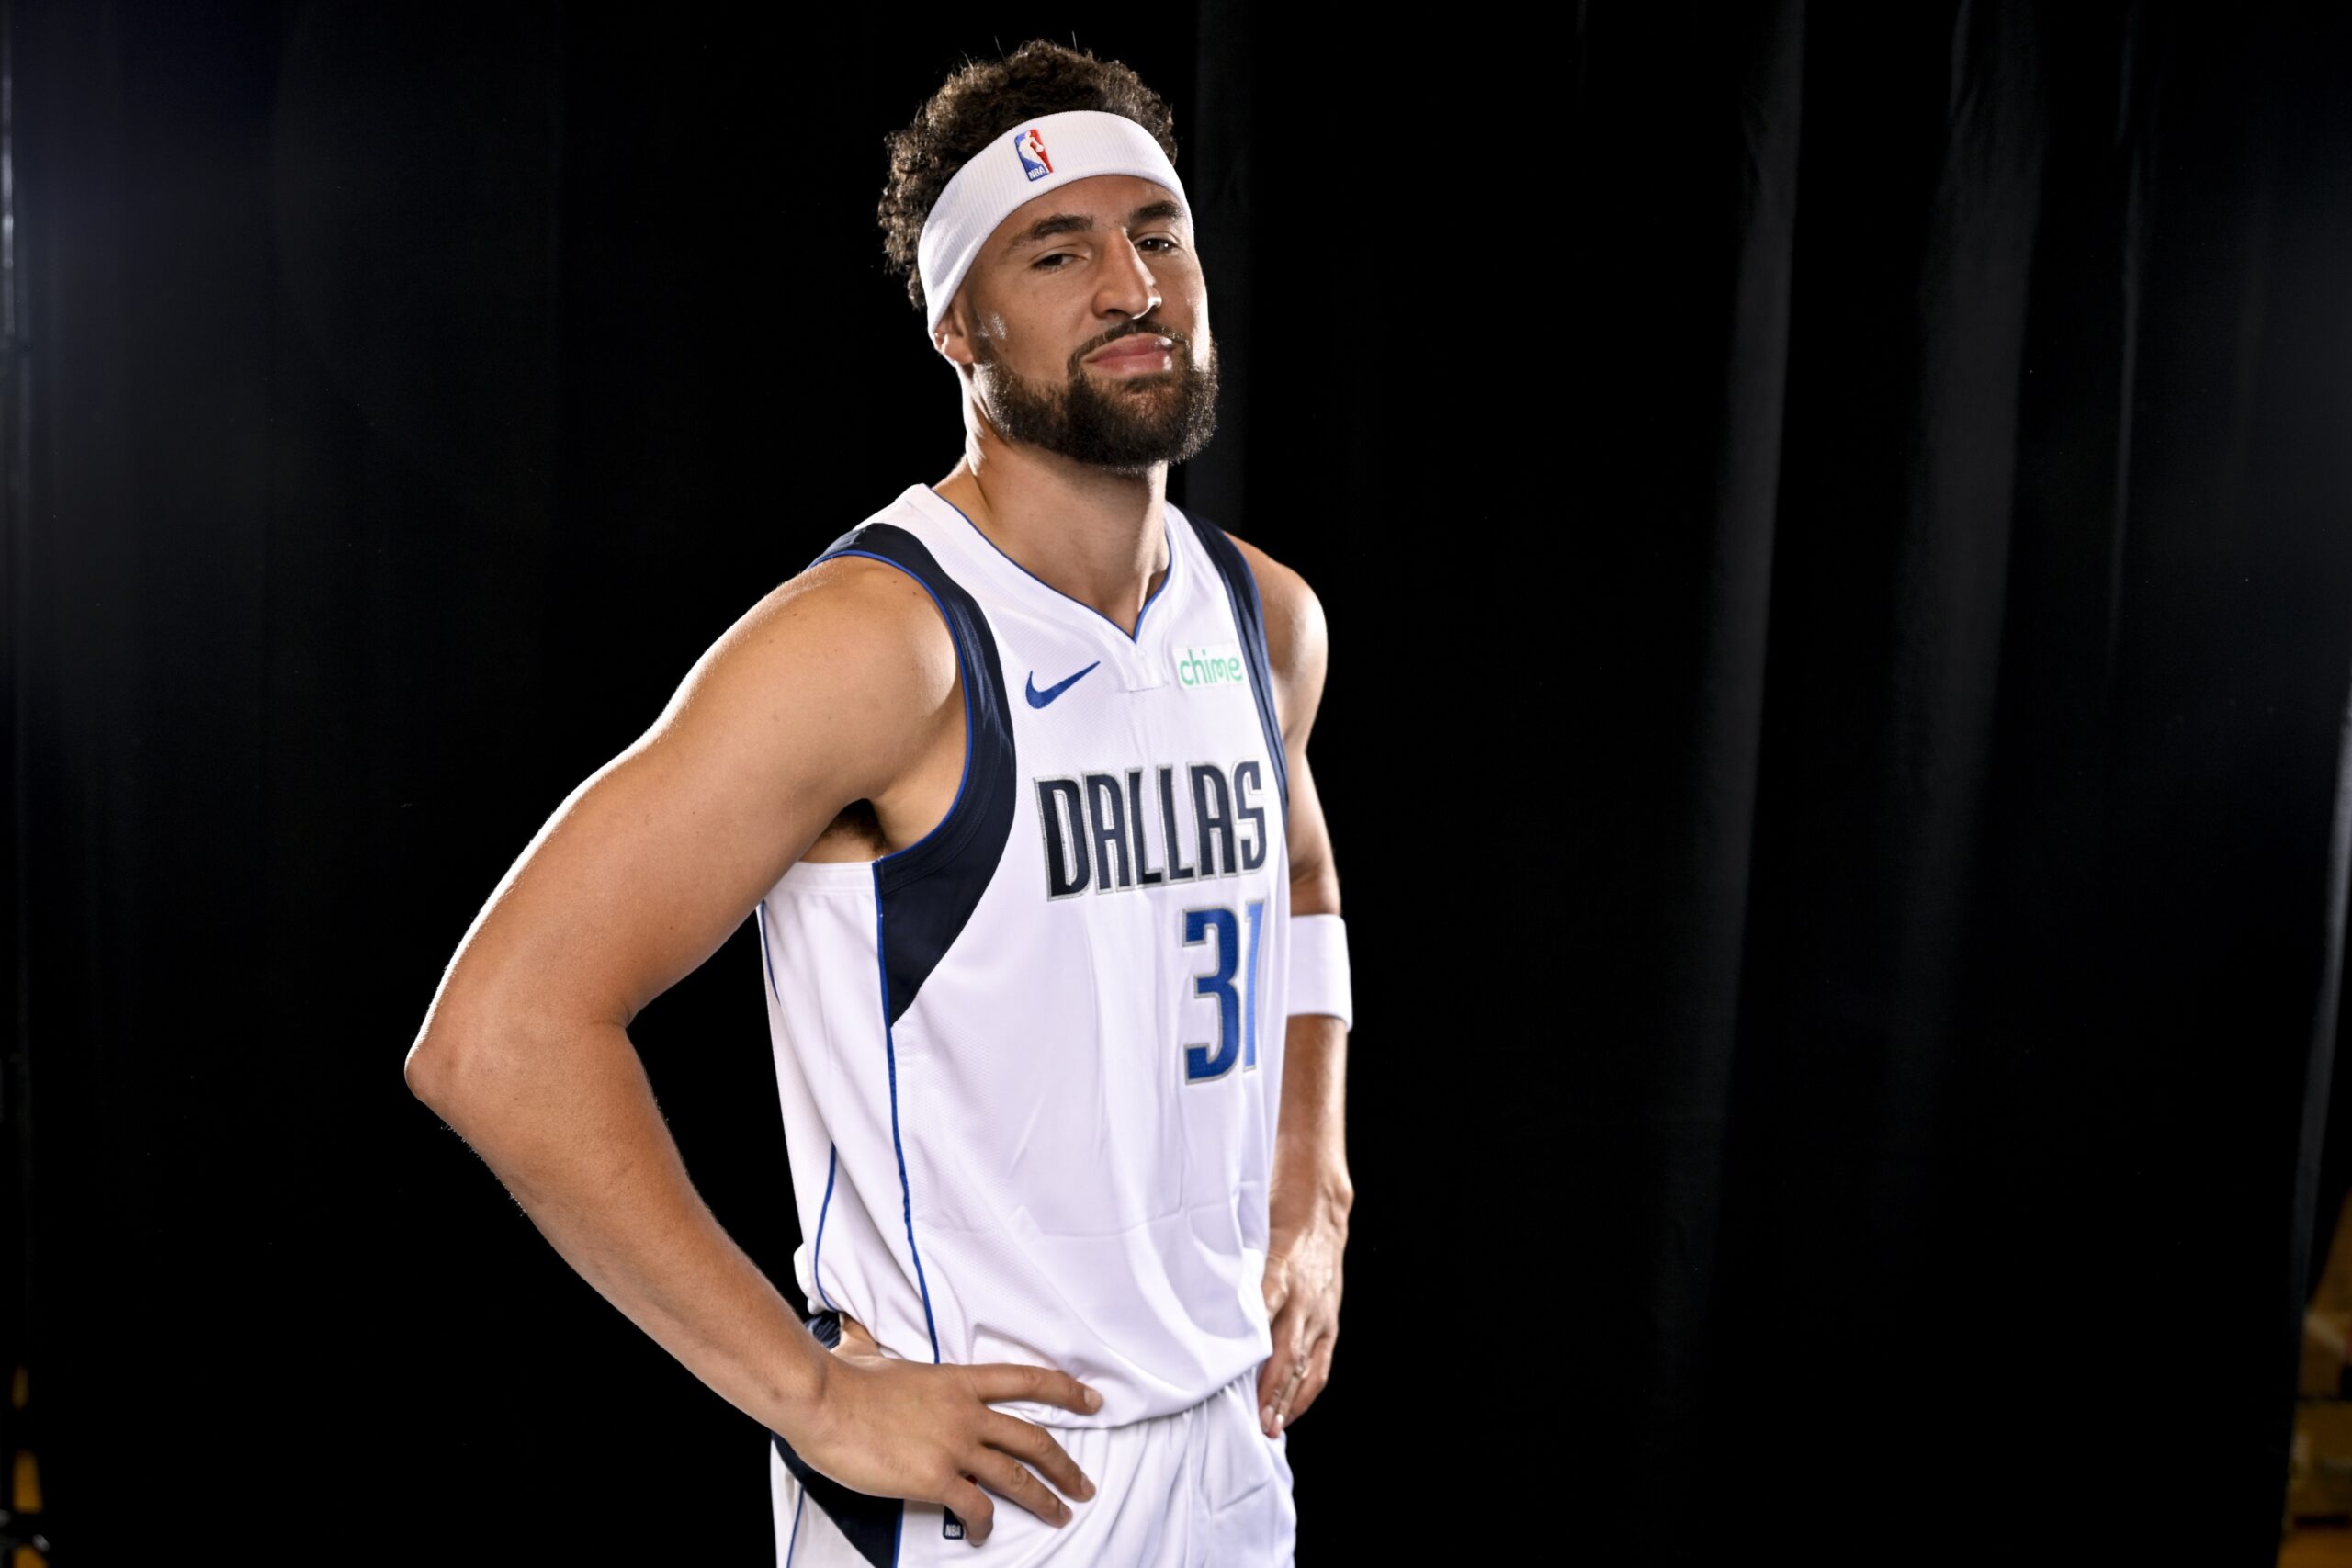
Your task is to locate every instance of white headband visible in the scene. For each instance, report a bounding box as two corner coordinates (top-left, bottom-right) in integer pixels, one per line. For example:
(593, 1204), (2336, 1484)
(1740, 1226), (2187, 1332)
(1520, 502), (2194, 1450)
(915, 108), (1189, 333)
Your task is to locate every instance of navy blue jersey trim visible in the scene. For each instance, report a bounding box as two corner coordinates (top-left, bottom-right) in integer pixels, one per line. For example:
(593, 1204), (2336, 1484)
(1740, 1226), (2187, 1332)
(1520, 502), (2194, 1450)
(1182, 513), (1291, 816)
(816, 547), (977, 876)
(926, 485), (1175, 642)
(772, 1432), (904, 1567)
(815, 525), (1019, 1024)
(754, 903), (782, 1005)
(810, 521), (1010, 1374)
(811, 1145), (840, 1313)
(873, 888), (943, 1362)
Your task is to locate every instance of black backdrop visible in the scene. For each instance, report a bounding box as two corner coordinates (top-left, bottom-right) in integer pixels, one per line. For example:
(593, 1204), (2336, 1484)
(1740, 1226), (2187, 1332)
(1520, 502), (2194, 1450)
(1578, 3), (2352, 1562)
(6, 3), (1553, 1562)
(48, 2), (2352, 1563)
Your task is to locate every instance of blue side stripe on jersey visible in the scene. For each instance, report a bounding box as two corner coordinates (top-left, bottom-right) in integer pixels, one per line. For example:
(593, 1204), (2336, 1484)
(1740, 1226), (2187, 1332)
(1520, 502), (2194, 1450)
(760, 903), (842, 1311)
(785, 1493), (805, 1568)
(1182, 513), (1291, 814)
(927, 483), (1177, 642)
(873, 895), (943, 1363)
(754, 903), (782, 1006)
(811, 1145), (839, 1313)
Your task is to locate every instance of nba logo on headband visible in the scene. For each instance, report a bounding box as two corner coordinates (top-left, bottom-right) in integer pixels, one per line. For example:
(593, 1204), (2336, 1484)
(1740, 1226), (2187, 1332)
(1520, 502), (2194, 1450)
(1013, 127), (1053, 181)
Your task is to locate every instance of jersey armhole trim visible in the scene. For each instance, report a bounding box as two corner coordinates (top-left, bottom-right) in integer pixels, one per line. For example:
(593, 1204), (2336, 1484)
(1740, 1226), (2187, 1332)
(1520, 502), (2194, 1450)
(1181, 513), (1292, 817)
(813, 547), (978, 875)
(812, 525), (1019, 1032)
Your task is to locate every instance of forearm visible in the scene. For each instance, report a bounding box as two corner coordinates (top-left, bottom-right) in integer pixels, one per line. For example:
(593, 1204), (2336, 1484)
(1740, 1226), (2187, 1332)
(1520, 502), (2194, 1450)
(1272, 1013), (1352, 1217)
(1260, 1010), (1351, 1432)
(409, 1018), (828, 1441)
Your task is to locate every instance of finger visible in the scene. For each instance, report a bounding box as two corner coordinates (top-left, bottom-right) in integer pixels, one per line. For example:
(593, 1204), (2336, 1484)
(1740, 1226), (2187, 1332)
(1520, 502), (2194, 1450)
(1258, 1310), (1306, 1434)
(970, 1447), (1073, 1528)
(983, 1411), (1095, 1501)
(1281, 1335), (1337, 1428)
(944, 1478), (996, 1546)
(1267, 1320), (1321, 1433)
(1272, 1351), (1308, 1430)
(970, 1361), (1103, 1416)
(1255, 1352), (1283, 1431)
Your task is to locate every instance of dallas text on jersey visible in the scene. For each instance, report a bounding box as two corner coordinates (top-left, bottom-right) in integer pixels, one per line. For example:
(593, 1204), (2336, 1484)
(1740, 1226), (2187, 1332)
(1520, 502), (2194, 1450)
(1033, 759), (1272, 899)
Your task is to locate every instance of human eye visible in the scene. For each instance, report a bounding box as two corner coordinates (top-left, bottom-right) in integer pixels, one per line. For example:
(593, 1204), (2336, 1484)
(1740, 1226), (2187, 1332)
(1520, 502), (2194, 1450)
(1032, 252), (1077, 270)
(1137, 234), (1181, 254)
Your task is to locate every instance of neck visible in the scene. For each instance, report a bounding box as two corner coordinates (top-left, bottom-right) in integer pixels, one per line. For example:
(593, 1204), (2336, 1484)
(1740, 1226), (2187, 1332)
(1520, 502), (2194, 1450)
(934, 414), (1170, 637)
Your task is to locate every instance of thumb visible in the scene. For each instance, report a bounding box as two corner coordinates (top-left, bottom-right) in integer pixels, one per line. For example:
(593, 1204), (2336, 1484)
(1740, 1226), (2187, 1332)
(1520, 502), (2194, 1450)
(1260, 1252), (1293, 1317)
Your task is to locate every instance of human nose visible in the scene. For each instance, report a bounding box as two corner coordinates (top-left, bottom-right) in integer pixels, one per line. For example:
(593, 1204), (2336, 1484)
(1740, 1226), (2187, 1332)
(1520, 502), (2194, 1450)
(1096, 234), (1161, 321)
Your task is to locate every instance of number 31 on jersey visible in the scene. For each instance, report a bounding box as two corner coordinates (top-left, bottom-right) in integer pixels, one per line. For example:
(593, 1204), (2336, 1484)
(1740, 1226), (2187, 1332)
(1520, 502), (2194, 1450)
(1182, 899), (1265, 1083)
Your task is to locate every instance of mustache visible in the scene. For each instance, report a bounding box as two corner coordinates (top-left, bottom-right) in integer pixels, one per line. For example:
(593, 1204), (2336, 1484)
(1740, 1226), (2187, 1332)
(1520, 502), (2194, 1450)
(1069, 319), (1190, 368)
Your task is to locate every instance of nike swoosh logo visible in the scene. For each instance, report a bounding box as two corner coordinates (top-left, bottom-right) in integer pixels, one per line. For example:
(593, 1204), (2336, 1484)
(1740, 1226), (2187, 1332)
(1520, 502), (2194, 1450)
(1025, 661), (1102, 709)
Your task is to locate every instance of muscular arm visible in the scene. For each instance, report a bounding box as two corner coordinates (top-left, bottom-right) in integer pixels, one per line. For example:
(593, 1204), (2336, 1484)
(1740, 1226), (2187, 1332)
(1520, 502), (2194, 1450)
(1232, 537), (1353, 1438)
(403, 557), (1096, 1542)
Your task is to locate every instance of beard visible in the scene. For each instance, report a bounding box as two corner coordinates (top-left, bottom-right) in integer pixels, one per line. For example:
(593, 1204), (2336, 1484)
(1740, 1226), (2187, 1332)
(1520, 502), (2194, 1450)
(972, 322), (1220, 474)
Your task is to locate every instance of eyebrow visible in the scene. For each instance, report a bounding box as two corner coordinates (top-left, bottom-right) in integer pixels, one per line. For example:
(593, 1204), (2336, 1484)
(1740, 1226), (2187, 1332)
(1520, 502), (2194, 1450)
(1012, 200), (1188, 246)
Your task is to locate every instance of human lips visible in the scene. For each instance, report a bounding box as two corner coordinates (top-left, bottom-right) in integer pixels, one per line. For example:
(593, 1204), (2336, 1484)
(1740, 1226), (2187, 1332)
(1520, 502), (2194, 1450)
(1084, 333), (1177, 370)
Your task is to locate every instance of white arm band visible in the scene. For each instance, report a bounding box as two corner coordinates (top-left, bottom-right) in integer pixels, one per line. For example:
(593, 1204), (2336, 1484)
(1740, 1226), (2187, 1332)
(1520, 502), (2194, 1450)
(1286, 914), (1353, 1030)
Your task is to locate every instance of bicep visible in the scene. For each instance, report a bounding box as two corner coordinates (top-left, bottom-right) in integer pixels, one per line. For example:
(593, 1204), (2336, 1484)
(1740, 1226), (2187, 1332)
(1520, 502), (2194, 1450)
(1283, 749), (1340, 918)
(1227, 536), (1340, 919)
(418, 562), (952, 1049)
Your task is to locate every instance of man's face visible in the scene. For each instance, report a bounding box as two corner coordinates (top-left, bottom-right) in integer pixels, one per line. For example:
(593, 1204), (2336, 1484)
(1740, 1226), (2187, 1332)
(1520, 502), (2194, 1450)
(944, 174), (1217, 474)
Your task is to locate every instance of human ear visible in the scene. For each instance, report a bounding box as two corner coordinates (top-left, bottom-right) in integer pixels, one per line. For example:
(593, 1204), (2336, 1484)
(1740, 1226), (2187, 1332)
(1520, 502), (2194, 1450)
(932, 297), (978, 368)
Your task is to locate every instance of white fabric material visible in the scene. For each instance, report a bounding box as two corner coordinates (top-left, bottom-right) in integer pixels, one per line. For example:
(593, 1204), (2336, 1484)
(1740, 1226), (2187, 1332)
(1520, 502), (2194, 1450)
(915, 109), (1189, 332)
(770, 1371), (1295, 1566)
(756, 484), (1290, 1430)
(1285, 914), (1352, 1030)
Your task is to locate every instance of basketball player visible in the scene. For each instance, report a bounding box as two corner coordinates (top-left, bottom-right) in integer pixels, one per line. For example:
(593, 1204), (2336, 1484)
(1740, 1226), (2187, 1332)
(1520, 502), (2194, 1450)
(403, 41), (1353, 1565)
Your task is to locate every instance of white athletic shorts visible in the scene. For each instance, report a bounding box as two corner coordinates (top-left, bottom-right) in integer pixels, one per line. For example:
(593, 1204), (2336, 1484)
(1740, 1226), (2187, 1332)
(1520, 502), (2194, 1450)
(768, 1369), (1297, 1566)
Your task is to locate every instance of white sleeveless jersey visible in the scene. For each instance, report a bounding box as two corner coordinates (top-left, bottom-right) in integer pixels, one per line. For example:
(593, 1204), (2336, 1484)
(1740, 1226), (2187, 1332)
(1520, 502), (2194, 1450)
(752, 483), (1292, 1436)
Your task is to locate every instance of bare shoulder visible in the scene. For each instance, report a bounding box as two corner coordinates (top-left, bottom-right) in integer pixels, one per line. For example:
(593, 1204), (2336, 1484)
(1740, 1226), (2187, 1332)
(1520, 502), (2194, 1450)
(669, 552), (957, 755)
(620, 546), (966, 859)
(1222, 532), (1328, 733)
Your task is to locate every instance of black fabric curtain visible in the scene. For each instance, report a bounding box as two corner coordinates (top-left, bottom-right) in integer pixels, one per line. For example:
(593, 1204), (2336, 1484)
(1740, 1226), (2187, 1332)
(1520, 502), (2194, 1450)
(2, 3), (1553, 1560)
(1578, 3), (2352, 1558)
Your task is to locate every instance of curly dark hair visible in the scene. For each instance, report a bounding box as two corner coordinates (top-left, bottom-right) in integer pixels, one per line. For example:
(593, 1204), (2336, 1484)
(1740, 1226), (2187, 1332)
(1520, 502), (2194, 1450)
(878, 40), (1179, 317)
